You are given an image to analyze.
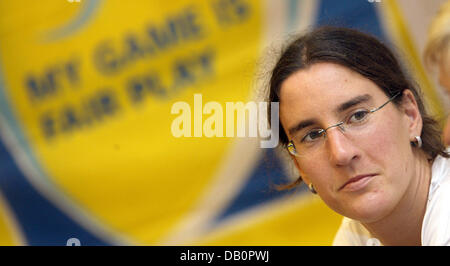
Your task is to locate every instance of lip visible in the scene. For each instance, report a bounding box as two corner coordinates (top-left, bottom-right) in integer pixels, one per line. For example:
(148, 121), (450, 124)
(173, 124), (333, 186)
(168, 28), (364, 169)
(339, 174), (377, 192)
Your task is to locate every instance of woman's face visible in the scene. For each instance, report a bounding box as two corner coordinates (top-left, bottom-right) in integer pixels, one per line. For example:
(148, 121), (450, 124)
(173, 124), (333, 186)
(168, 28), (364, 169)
(279, 62), (422, 223)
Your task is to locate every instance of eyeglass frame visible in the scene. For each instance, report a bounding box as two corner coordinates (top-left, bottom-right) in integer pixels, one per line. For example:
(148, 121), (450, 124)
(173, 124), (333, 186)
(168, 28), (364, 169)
(286, 92), (401, 157)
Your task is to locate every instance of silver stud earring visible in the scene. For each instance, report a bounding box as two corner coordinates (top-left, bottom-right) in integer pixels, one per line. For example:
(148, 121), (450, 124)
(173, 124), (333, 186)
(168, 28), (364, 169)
(308, 183), (317, 194)
(411, 135), (422, 148)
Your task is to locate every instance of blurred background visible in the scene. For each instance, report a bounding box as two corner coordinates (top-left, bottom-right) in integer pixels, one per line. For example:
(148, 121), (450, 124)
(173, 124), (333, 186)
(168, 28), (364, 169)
(0, 0), (448, 245)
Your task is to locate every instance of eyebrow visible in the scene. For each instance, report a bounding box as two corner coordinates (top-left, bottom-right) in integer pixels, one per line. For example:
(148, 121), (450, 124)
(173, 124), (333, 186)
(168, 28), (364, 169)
(288, 119), (316, 136)
(335, 94), (372, 113)
(287, 94), (373, 136)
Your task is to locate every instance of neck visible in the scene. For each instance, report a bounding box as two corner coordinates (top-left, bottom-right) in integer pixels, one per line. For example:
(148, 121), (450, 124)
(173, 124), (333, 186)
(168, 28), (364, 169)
(362, 151), (432, 246)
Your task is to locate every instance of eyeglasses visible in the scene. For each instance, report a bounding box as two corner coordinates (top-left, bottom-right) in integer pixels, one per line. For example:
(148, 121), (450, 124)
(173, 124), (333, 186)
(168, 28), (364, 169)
(287, 92), (400, 157)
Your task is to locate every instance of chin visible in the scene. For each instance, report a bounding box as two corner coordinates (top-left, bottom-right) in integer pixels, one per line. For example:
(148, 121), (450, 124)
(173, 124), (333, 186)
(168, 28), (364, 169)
(337, 190), (395, 223)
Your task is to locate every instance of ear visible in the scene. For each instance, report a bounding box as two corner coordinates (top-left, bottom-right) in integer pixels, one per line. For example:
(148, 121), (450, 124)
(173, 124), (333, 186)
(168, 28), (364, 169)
(400, 89), (423, 140)
(290, 154), (311, 185)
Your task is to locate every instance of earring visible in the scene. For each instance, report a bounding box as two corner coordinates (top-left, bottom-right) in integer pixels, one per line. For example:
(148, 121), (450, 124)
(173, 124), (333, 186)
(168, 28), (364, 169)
(411, 135), (422, 148)
(308, 183), (317, 194)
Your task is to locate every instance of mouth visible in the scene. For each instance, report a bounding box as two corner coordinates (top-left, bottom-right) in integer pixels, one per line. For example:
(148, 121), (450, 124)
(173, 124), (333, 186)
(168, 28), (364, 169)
(339, 174), (377, 192)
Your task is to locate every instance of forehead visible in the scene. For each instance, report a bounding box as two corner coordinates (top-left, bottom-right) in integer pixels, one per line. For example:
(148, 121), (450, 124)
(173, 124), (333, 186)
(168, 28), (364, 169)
(279, 62), (386, 126)
(280, 63), (385, 107)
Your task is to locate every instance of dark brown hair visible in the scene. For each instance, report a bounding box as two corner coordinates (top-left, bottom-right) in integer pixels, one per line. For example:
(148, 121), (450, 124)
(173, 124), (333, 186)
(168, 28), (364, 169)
(268, 26), (448, 188)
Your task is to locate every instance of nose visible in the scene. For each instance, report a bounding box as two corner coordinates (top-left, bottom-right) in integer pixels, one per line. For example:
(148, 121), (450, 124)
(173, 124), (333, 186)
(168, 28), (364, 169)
(325, 127), (359, 166)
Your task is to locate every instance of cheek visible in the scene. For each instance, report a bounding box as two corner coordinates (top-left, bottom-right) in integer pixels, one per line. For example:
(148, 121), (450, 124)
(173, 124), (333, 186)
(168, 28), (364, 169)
(296, 157), (333, 187)
(297, 159), (341, 212)
(363, 109), (411, 164)
(362, 113), (412, 190)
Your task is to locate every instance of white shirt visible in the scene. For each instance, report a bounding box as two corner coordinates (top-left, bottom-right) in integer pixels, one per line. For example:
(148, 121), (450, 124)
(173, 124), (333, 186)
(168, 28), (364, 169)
(333, 152), (450, 246)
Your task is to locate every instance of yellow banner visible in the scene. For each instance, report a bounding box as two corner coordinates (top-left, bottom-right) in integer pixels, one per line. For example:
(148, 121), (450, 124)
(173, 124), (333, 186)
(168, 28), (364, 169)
(0, 0), (264, 244)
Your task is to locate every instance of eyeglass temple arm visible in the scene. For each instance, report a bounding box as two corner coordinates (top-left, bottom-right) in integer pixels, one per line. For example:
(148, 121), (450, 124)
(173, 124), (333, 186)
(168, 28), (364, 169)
(370, 92), (401, 113)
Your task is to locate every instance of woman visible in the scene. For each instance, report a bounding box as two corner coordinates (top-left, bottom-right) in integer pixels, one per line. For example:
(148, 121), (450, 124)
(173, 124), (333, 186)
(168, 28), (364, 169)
(268, 26), (450, 245)
(424, 0), (450, 146)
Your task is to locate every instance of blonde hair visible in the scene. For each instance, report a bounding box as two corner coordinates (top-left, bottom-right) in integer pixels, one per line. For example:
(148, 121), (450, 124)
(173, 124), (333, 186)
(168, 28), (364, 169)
(424, 0), (450, 69)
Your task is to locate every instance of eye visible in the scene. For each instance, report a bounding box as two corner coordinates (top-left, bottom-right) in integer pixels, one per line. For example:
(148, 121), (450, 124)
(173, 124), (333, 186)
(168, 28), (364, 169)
(348, 109), (370, 123)
(301, 129), (325, 142)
